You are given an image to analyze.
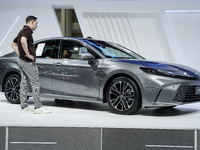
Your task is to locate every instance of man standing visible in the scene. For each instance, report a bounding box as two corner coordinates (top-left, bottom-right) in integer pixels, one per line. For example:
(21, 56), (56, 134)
(11, 15), (51, 114)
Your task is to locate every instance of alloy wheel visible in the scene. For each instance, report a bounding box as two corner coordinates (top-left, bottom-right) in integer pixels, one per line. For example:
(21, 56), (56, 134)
(107, 77), (141, 114)
(109, 81), (134, 111)
(4, 74), (20, 104)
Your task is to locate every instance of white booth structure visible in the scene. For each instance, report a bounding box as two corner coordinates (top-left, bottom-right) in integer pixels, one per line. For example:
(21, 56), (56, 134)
(0, 0), (200, 149)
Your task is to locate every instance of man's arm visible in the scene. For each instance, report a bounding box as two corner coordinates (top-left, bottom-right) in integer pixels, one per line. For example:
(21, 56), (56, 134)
(11, 42), (19, 56)
(21, 36), (34, 61)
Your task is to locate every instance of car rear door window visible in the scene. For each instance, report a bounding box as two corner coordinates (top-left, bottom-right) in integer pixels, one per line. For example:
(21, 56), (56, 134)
(35, 40), (60, 59)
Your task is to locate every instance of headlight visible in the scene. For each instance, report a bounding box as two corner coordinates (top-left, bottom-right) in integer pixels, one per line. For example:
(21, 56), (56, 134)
(140, 67), (198, 80)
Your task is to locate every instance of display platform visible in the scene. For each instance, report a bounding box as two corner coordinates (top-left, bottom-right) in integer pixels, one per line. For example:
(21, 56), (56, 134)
(0, 92), (200, 149)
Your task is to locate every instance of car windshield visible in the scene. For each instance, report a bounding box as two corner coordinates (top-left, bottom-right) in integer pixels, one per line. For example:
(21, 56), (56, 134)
(83, 39), (144, 59)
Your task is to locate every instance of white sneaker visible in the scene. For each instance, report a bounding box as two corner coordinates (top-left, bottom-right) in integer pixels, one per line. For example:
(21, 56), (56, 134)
(34, 107), (52, 114)
(21, 106), (34, 113)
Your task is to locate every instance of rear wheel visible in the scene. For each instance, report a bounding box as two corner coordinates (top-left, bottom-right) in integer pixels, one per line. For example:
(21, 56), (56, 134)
(4, 74), (21, 104)
(106, 77), (141, 115)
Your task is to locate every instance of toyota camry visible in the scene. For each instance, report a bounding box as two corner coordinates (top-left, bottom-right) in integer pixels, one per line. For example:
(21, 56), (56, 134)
(0, 37), (200, 114)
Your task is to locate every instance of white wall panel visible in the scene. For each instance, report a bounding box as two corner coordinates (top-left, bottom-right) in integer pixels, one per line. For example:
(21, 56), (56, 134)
(130, 16), (171, 61)
(104, 13), (118, 42)
(166, 11), (200, 71)
(82, 12), (171, 62)
(0, 4), (62, 56)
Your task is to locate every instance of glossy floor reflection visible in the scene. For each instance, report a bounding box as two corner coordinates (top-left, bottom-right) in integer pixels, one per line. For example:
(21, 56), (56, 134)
(0, 92), (200, 129)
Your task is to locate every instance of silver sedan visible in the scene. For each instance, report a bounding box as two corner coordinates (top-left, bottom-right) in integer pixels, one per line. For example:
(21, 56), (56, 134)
(0, 37), (200, 114)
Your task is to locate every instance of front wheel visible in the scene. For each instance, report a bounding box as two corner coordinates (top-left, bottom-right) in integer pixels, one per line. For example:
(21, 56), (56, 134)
(4, 74), (21, 104)
(106, 77), (141, 115)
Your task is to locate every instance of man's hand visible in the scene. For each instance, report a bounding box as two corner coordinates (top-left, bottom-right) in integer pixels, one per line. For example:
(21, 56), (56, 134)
(25, 54), (34, 61)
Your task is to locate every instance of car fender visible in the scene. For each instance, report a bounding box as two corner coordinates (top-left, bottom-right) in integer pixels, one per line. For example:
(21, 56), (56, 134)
(99, 69), (144, 103)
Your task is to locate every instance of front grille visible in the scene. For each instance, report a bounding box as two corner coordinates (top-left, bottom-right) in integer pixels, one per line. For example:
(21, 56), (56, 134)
(173, 85), (200, 102)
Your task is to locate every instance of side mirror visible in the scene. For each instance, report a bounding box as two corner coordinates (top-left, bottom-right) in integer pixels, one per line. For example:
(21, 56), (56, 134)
(79, 52), (93, 60)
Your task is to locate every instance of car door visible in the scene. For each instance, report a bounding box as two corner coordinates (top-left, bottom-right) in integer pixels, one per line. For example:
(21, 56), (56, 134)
(51, 39), (103, 99)
(35, 40), (60, 94)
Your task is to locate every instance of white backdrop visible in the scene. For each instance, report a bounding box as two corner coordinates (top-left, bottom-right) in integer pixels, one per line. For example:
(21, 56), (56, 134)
(0, 4), (62, 56)
(0, 0), (200, 71)
(75, 4), (200, 71)
(166, 11), (200, 71)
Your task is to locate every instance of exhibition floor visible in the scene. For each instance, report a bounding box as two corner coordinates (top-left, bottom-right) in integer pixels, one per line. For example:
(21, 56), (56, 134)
(0, 92), (200, 129)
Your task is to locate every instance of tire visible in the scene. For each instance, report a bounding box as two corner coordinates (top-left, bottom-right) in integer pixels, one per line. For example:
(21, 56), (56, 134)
(4, 74), (21, 104)
(106, 77), (141, 115)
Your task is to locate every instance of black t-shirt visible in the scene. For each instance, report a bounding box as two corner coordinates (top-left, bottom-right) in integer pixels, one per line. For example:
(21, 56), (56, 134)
(13, 25), (36, 62)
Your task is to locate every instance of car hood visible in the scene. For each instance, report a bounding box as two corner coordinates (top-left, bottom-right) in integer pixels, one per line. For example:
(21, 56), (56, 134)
(118, 59), (200, 78)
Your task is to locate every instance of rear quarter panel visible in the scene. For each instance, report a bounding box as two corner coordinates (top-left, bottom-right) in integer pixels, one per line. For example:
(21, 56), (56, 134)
(0, 57), (20, 91)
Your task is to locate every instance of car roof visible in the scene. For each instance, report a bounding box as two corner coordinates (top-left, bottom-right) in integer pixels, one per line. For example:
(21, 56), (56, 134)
(34, 37), (99, 44)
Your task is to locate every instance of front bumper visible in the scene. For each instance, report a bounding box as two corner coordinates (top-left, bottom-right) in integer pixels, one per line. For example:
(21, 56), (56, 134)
(139, 73), (200, 107)
(155, 82), (200, 104)
(173, 85), (200, 102)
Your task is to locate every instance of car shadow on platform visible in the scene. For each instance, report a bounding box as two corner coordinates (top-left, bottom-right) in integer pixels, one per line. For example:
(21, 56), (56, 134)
(41, 99), (200, 117)
(42, 99), (111, 112)
(8, 96), (200, 116)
